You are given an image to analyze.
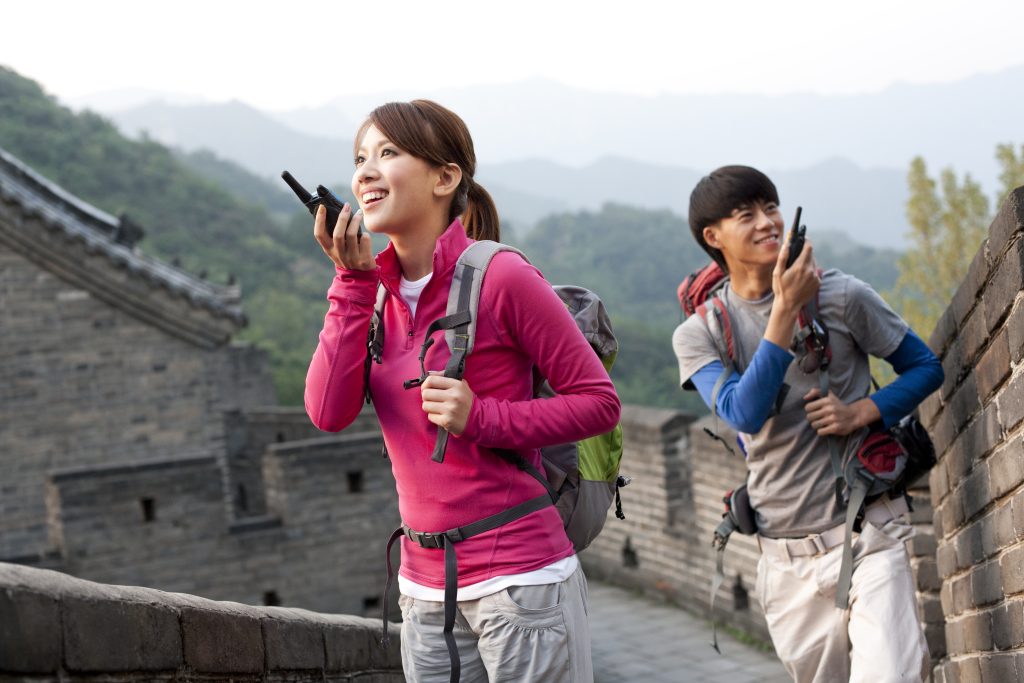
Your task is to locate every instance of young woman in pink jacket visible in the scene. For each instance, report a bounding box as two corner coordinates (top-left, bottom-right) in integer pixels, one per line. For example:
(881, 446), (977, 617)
(304, 99), (620, 683)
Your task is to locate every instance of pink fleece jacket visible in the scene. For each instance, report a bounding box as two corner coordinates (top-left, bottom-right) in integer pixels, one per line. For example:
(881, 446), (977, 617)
(305, 220), (621, 588)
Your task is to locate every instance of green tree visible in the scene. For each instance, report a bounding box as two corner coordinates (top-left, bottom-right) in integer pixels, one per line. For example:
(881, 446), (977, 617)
(889, 157), (990, 338)
(995, 143), (1024, 205)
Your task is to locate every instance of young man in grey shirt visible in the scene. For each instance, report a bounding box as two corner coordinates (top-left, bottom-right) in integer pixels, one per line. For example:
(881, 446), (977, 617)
(673, 166), (943, 682)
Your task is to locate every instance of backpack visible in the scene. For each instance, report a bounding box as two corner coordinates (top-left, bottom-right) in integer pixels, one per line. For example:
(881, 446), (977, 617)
(679, 261), (936, 642)
(373, 240), (626, 680)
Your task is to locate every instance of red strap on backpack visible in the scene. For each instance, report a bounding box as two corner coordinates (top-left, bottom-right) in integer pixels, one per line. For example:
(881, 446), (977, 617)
(678, 262), (727, 316)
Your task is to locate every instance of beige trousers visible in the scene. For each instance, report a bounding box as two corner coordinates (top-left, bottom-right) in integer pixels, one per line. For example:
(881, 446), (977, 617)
(398, 565), (593, 683)
(757, 518), (931, 683)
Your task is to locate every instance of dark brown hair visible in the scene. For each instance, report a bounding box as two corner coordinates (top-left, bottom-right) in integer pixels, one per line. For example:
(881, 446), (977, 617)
(688, 165), (780, 271)
(356, 100), (500, 242)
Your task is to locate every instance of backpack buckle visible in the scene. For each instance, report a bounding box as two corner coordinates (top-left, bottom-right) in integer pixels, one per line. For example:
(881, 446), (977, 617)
(405, 528), (445, 549)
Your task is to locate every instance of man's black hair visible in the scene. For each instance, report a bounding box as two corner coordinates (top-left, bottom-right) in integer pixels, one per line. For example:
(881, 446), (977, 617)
(688, 165), (780, 271)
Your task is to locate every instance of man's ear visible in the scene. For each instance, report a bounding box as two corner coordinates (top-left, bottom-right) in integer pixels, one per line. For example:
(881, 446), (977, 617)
(434, 163), (463, 198)
(703, 224), (723, 249)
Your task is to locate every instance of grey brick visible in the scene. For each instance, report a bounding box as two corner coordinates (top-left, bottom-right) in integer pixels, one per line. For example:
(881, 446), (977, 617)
(915, 557), (941, 592)
(0, 587), (61, 673)
(930, 305), (959, 358)
(985, 237), (1024, 331)
(997, 370), (1024, 432)
(994, 503), (1017, 548)
(941, 340), (963, 401)
(1001, 543), (1024, 595)
(990, 187), (1024, 249)
(1008, 300), (1024, 364)
(945, 618), (966, 655)
(952, 574), (975, 615)
(976, 329), (1010, 401)
(181, 606), (263, 674)
(962, 610), (992, 651)
(990, 599), (1024, 649)
(989, 434), (1024, 500)
(919, 391), (943, 430)
(962, 463), (992, 521)
(1014, 489), (1024, 540)
(924, 622), (947, 661)
(63, 596), (182, 672)
(950, 374), (981, 433)
(970, 561), (1003, 606)
(960, 307), (990, 367)
(979, 653), (1019, 683)
(958, 655), (982, 683)
(263, 616), (325, 670)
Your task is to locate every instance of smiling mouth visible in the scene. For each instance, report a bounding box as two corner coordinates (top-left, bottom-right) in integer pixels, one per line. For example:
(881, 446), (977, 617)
(362, 190), (389, 206)
(754, 234), (779, 245)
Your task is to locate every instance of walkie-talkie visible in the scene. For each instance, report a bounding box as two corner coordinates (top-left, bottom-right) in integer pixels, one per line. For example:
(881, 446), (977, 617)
(281, 171), (360, 238)
(785, 206), (806, 268)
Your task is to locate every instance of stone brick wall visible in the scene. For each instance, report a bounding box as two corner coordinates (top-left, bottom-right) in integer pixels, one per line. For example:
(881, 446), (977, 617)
(918, 187), (1024, 682)
(0, 562), (403, 682)
(45, 429), (400, 618)
(580, 406), (772, 642)
(0, 241), (276, 561)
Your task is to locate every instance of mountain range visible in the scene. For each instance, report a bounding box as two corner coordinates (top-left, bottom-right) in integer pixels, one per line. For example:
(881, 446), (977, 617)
(74, 65), (1024, 248)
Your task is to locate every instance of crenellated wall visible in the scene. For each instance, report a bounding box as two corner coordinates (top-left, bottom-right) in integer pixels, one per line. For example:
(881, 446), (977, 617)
(580, 406), (772, 642)
(917, 187), (1024, 683)
(0, 562), (403, 682)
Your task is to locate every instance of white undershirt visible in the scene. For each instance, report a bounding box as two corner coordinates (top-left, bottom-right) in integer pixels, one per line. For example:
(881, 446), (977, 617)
(399, 555), (579, 602)
(396, 268), (577, 601)
(399, 272), (433, 317)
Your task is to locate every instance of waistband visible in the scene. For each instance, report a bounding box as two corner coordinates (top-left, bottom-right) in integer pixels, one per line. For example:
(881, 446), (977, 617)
(758, 495), (909, 561)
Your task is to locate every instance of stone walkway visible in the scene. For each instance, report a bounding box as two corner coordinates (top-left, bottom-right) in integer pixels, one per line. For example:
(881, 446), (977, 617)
(588, 581), (791, 683)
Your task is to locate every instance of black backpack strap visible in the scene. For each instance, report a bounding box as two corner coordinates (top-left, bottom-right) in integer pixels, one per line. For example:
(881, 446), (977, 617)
(383, 492), (554, 681)
(364, 284), (388, 404)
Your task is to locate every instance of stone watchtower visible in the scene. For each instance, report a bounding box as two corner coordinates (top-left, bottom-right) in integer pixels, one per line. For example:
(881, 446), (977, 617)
(0, 145), (275, 564)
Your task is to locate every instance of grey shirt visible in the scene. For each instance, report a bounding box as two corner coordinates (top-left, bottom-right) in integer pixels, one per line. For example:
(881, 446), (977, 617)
(672, 270), (908, 537)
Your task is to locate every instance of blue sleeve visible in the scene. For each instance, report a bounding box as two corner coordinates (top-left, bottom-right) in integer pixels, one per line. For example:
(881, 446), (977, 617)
(870, 329), (944, 428)
(690, 339), (794, 434)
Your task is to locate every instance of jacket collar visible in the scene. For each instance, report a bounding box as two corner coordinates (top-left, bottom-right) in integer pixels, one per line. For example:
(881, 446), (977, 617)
(375, 218), (472, 289)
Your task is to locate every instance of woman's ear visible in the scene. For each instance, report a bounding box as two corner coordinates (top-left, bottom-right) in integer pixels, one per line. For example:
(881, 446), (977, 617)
(434, 163), (463, 198)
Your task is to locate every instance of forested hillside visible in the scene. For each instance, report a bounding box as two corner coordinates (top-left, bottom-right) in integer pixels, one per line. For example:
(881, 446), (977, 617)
(0, 65), (902, 410)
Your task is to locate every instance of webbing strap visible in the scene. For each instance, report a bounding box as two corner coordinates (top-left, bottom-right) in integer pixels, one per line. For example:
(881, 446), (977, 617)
(836, 476), (871, 609)
(386, 492), (553, 682)
(443, 539), (460, 683)
(709, 516), (737, 654)
(380, 526), (404, 649)
(704, 303), (738, 457)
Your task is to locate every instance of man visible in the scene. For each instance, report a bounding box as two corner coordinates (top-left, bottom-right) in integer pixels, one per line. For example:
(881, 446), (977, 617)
(673, 165), (943, 682)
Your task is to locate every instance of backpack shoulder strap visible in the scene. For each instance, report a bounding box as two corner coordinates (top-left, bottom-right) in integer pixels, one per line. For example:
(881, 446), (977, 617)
(428, 240), (528, 463)
(364, 283), (389, 404)
(445, 240), (529, 358)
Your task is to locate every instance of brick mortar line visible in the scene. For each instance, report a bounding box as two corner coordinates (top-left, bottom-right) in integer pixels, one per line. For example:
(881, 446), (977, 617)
(935, 533), (1024, 585)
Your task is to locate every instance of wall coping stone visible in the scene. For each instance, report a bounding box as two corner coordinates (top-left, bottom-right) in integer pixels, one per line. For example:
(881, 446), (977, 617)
(0, 562), (402, 677)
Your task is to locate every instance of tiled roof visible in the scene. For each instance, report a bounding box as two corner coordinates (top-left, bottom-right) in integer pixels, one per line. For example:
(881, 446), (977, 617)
(0, 145), (245, 324)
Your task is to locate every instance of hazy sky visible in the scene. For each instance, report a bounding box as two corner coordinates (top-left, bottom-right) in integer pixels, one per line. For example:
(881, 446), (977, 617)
(4, 0), (1023, 110)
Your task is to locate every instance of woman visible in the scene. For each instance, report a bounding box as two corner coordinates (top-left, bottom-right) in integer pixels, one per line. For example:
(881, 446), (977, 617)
(305, 100), (620, 683)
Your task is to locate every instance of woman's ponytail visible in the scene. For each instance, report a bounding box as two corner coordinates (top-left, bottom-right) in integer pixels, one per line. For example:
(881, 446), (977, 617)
(461, 179), (500, 242)
(364, 100), (500, 241)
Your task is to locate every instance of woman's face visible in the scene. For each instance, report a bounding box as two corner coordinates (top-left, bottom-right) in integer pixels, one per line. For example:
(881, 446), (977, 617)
(351, 124), (441, 235)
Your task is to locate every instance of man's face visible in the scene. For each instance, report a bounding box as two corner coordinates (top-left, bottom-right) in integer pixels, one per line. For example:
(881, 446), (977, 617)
(703, 199), (785, 272)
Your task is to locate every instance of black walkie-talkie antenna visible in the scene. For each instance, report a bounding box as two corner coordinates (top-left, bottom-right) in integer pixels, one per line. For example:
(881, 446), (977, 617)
(281, 170), (315, 206)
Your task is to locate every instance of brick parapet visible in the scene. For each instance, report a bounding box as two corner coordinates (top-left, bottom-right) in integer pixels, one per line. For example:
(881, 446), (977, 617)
(923, 187), (1024, 681)
(0, 562), (402, 681)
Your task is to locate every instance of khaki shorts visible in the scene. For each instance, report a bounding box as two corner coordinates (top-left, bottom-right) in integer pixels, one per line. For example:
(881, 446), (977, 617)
(398, 565), (593, 683)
